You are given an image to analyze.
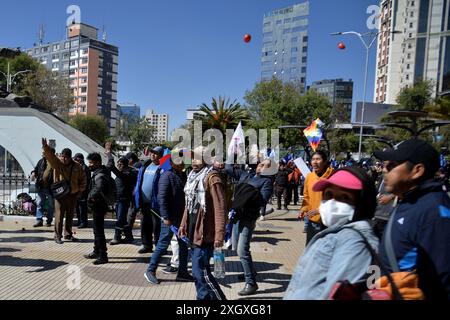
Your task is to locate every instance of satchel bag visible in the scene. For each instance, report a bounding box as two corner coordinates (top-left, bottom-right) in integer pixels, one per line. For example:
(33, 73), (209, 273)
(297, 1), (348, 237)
(51, 164), (74, 200)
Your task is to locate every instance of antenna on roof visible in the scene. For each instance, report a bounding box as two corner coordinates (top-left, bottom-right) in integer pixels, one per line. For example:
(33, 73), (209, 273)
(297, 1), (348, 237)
(38, 24), (45, 45)
(102, 25), (107, 42)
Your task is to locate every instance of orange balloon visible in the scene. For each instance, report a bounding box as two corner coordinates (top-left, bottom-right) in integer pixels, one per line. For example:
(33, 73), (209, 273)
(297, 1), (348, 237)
(244, 34), (252, 43)
(338, 42), (346, 50)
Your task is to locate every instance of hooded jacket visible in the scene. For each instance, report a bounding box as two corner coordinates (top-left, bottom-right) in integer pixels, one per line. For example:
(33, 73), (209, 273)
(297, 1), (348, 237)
(378, 180), (450, 300)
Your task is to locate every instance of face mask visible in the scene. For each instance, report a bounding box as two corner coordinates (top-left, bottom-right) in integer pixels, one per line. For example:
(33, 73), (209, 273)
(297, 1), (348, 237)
(319, 199), (355, 227)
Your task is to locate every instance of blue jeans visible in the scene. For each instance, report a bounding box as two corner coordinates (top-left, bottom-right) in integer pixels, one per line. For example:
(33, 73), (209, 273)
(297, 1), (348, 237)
(191, 246), (226, 300)
(35, 188), (54, 223)
(232, 219), (257, 286)
(114, 200), (130, 239)
(147, 222), (188, 274)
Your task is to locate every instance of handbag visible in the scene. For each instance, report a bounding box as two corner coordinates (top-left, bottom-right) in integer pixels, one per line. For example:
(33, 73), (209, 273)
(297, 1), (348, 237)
(51, 164), (74, 200)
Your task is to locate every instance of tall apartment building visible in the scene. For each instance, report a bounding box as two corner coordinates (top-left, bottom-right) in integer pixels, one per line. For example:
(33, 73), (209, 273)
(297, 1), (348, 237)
(118, 103), (141, 123)
(27, 23), (119, 134)
(309, 79), (354, 122)
(145, 110), (169, 143)
(261, 2), (309, 89)
(374, 0), (450, 104)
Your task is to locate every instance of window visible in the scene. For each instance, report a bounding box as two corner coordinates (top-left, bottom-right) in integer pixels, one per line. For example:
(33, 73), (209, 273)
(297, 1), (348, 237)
(302, 57), (307, 63)
(293, 16), (305, 22)
(81, 97), (87, 102)
(81, 58), (88, 64)
(418, 0), (429, 33)
(292, 26), (307, 33)
(62, 62), (69, 70)
(63, 52), (70, 60)
(40, 56), (47, 63)
(80, 87), (87, 93)
(52, 54), (59, 60)
(291, 47), (298, 53)
(290, 57), (297, 63)
(263, 51), (273, 57)
(69, 69), (76, 75)
(283, 28), (291, 34)
(34, 49), (39, 54)
(276, 20), (282, 25)
(291, 37), (298, 43)
(41, 46), (49, 53)
(263, 41), (272, 47)
(82, 48), (88, 55)
(71, 40), (79, 47)
(52, 63), (59, 69)
(302, 46), (308, 53)
(301, 77), (305, 83)
(301, 67), (307, 73)
(303, 36), (308, 42)
(414, 37), (426, 80)
(409, 22), (413, 28)
(410, 11), (414, 18)
(284, 18), (291, 23)
(263, 22), (271, 27)
(81, 67), (88, 74)
(64, 42), (70, 49)
(262, 61), (272, 67)
(263, 31), (273, 37)
(53, 44), (60, 51)
(290, 67), (297, 74)
(70, 60), (76, 66)
(71, 50), (77, 57)
(80, 77), (87, 83)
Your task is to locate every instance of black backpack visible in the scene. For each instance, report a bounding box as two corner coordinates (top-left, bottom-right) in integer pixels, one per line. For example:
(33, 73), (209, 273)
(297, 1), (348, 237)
(96, 173), (117, 207)
(231, 182), (263, 222)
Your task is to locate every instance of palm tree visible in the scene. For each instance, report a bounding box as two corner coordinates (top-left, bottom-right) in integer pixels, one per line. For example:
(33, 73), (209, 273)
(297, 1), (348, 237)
(197, 96), (249, 134)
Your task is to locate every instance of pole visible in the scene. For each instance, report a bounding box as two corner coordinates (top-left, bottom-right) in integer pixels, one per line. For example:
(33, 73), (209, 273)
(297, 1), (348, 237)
(358, 43), (370, 161)
(6, 62), (10, 92)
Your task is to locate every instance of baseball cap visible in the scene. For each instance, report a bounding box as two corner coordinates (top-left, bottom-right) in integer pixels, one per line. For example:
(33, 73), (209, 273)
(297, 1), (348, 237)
(73, 153), (84, 160)
(373, 139), (440, 176)
(313, 170), (363, 192)
(149, 146), (164, 155)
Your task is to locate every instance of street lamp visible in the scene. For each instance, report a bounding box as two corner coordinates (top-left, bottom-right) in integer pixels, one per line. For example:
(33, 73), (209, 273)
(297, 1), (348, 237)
(331, 29), (401, 160)
(0, 62), (31, 93)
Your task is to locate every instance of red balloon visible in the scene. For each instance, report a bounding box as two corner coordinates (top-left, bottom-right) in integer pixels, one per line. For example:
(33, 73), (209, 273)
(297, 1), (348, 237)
(244, 34), (252, 43)
(338, 42), (346, 50)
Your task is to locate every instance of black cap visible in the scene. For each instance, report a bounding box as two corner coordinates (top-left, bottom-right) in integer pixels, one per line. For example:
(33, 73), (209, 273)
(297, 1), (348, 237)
(73, 153), (84, 160)
(374, 139), (440, 177)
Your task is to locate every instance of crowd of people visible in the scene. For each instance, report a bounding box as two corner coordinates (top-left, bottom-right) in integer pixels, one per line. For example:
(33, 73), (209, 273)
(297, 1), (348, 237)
(29, 137), (450, 300)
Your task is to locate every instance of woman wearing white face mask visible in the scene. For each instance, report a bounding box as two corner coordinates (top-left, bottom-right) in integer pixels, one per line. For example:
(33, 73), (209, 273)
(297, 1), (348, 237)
(284, 167), (379, 300)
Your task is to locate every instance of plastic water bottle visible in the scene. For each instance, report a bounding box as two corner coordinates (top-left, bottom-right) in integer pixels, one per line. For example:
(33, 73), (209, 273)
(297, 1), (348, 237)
(213, 248), (226, 279)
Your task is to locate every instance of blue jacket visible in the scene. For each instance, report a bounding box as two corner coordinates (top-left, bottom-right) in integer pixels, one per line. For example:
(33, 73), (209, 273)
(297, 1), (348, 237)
(225, 164), (273, 204)
(157, 168), (186, 227)
(134, 159), (161, 210)
(284, 219), (379, 300)
(379, 180), (450, 300)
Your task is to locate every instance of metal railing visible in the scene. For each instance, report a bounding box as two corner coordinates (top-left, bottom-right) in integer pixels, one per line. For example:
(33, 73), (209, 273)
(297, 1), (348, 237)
(0, 174), (37, 216)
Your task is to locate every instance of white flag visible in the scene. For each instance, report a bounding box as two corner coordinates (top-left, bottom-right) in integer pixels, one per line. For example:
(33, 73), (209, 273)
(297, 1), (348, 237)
(227, 121), (245, 157)
(294, 157), (311, 179)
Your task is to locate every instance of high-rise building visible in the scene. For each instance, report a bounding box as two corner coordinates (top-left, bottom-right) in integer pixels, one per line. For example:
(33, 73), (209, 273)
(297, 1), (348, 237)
(118, 103), (141, 123)
(27, 23), (119, 134)
(261, 2), (309, 89)
(309, 79), (354, 122)
(374, 0), (450, 104)
(145, 109), (169, 143)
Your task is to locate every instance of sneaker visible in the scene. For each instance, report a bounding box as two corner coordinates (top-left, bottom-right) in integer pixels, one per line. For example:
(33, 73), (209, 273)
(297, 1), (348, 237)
(64, 236), (79, 242)
(176, 272), (194, 282)
(138, 246), (152, 254)
(54, 238), (63, 245)
(161, 266), (179, 275)
(93, 257), (108, 265)
(144, 271), (160, 285)
(109, 239), (121, 245)
(33, 221), (43, 228)
(84, 252), (99, 259)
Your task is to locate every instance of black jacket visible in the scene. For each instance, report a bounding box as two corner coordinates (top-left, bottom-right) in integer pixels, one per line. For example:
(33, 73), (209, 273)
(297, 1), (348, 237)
(106, 156), (133, 201)
(88, 166), (110, 209)
(79, 162), (91, 200)
(33, 158), (53, 189)
(275, 168), (291, 188)
(157, 168), (186, 226)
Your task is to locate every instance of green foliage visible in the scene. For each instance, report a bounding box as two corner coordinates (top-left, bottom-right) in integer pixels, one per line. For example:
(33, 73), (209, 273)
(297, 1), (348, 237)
(127, 118), (156, 155)
(69, 115), (109, 145)
(197, 97), (249, 134)
(396, 79), (433, 111)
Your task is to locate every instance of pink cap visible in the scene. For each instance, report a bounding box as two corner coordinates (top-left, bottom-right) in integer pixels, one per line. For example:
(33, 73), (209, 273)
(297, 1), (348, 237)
(313, 170), (363, 192)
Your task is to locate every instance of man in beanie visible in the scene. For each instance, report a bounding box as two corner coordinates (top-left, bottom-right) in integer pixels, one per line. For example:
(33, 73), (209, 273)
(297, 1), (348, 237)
(374, 139), (450, 300)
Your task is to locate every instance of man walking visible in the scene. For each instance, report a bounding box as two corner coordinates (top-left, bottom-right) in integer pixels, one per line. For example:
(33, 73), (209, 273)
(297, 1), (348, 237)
(84, 153), (110, 265)
(374, 139), (450, 299)
(144, 154), (192, 284)
(42, 139), (86, 244)
(135, 147), (163, 253)
(31, 148), (55, 227)
(179, 148), (227, 300)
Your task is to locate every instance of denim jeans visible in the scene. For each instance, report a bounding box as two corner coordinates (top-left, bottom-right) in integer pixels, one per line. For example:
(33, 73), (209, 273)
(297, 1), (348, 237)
(35, 188), (54, 223)
(191, 246), (226, 300)
(147, 222), (188, 274)
(114, 200), (130, 239)
(232, 219), (257, 286)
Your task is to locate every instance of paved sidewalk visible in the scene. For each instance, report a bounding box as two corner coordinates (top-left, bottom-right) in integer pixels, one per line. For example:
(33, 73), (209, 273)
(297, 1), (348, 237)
(0, 205), (306, 300)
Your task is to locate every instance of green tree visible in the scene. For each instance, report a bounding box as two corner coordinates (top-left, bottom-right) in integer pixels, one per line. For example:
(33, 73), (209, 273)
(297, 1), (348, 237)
(197, 96), (249, 134)
(128, 118), (156, 155)
(244, 78), (332, 153)
(69, 115), (109, 145)
(396, 79), (434, 111)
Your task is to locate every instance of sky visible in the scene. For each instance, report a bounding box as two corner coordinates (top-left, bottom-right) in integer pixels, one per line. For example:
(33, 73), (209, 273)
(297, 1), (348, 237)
(0, 0), (380, 133)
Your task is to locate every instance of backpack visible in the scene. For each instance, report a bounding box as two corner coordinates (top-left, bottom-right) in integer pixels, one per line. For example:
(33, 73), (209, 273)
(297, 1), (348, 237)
(231, 182), (264, 222)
